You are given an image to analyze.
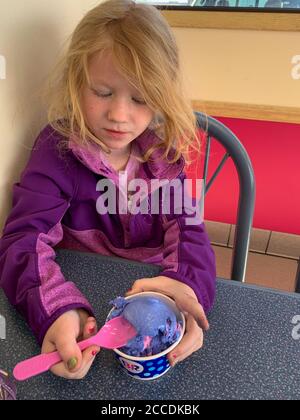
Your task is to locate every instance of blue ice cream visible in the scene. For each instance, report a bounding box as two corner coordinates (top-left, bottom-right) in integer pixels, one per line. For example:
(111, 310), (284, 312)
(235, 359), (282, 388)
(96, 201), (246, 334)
(108, 296), (183, 357)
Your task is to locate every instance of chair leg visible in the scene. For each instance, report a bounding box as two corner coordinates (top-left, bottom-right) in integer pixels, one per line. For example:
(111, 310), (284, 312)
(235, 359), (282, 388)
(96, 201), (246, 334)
(296, 258), (300, 293)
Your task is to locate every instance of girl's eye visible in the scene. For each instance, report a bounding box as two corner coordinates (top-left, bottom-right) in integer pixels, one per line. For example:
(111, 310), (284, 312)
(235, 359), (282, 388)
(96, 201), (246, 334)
(133, 98), (146, 105)
(91, 89), (145, 105)
(93, 90), (111, 97)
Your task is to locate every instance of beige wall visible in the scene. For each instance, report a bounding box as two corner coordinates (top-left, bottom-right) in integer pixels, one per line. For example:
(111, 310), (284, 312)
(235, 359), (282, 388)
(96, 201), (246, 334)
(0, 0), (85, 230)
(0, 1), (299, 230)
(174, 27), (300, 107)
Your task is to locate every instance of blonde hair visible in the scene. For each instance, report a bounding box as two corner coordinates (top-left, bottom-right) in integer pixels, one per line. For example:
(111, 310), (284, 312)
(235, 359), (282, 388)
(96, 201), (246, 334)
(41, 0), (201, 165)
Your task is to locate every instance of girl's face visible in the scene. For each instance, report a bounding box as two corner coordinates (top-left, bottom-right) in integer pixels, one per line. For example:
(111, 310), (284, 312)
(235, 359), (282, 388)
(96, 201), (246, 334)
(81, 52), (155, 154)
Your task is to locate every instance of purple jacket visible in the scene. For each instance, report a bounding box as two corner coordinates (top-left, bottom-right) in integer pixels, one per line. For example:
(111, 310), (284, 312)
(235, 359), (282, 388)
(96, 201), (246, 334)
(0, 124), (216, 345)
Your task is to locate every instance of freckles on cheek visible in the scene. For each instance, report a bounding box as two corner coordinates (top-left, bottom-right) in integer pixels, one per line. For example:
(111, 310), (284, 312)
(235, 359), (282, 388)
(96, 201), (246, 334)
(87, 104), (96, 113)
(85, 104), (99, 121)
(81, 102), (96, 128)
(82, 92), (98, 116)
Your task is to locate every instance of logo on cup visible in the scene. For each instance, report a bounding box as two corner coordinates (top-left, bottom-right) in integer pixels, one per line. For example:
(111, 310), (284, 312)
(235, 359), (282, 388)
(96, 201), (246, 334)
(0, 314), (6, 340)
(119, 357), (144, 374)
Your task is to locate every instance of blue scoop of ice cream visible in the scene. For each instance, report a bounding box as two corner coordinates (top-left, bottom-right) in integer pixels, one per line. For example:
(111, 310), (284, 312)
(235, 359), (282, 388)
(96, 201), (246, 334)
(108, 296), (182, 357)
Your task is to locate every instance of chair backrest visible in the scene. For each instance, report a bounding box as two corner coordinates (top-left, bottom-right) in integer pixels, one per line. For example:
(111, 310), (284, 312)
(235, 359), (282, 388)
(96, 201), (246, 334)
(195, 111), (256, 283)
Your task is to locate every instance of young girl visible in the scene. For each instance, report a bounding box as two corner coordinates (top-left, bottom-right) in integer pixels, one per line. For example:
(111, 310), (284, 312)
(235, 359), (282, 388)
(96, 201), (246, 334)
(0, 0), (216, 380)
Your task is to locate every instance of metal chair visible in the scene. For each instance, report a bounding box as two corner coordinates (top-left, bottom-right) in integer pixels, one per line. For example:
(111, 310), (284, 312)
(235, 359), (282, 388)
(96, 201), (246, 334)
(195, 111), (256, 283)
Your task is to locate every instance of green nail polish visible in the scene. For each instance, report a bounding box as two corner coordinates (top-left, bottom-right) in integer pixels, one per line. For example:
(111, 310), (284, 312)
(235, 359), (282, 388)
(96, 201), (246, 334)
(67, 357), (78, 371)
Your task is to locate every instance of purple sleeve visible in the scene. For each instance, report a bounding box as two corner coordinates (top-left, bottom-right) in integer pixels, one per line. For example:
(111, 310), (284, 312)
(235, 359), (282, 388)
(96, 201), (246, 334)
(159, 173), (216, 313)
(0, 125), (94, 345)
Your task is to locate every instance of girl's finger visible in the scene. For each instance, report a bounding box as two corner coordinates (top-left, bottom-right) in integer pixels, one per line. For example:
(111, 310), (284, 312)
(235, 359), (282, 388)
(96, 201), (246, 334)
(126, 277), (209, 331)
(175, 294), (209, 332)
(83, 317), (98, 339)
(42, 340), (70, 378)
(168, 314), (203, 367)
(49, 339), (83, 377)
(64, 346), (100, 380)
(50, 346), (100, 380)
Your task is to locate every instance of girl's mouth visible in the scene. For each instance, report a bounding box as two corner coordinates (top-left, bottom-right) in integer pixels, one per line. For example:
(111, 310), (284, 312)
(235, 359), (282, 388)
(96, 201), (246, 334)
(104, 129), (129, 138)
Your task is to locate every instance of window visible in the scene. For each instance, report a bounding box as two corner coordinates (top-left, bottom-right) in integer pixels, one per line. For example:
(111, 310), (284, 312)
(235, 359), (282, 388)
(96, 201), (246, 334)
(136, 0), (300, 10)
(136, 0), (300, 31)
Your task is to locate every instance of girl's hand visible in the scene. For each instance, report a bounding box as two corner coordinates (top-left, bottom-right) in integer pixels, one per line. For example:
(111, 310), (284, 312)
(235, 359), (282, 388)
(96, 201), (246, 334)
(126, 276), (209, 367)
(41, 309), (100, 379)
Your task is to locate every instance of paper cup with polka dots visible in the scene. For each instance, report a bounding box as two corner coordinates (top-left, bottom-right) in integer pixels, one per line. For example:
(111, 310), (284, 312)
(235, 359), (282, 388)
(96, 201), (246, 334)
(108, 292), (185, 381)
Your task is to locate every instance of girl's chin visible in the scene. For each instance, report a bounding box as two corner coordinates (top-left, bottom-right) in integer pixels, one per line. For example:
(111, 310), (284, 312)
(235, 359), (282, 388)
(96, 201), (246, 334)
(91, 129), (135, 151)
(100, 140), (133, 155)
(103, 141), (130, 150)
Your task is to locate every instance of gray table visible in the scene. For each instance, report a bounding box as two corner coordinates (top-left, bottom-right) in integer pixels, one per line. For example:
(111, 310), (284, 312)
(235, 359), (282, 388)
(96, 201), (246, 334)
(1, 248), (300, 400)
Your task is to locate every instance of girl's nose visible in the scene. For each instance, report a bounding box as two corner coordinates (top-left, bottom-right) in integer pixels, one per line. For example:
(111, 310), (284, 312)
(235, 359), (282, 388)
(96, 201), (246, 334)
(107, 98), (129, 123)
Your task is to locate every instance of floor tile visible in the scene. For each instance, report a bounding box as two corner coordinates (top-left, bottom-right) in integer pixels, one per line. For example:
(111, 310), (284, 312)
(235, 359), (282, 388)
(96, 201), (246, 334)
(228, 225), (271, 254)
(267, 231), (300, 259)
(212, 245), (232, 279)
(212, 245), (298, 292)
(206, 220), (231, 246)
(245, 252), (297, 292)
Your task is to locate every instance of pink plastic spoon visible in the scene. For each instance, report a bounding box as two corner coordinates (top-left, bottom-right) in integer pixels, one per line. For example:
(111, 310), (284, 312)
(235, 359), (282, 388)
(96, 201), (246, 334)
(13, 316), (136, 381)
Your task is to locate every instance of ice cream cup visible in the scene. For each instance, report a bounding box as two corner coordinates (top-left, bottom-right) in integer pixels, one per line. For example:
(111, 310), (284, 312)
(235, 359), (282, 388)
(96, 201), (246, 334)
(107, 291), (186, 381)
